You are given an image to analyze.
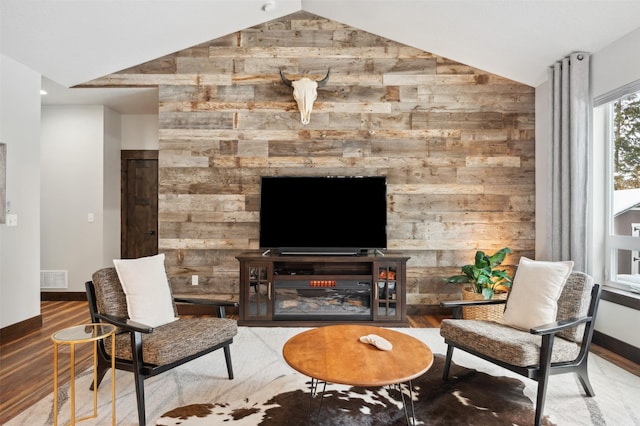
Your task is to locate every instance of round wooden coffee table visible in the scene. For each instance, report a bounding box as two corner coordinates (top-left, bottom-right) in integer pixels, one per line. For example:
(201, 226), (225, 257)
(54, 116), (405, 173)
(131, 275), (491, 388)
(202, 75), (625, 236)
(282, 324), (433, 424)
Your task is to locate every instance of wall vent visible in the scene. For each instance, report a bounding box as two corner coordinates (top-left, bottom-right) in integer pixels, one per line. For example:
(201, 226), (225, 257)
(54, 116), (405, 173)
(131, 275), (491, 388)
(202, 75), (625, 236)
(40, 270), (68, 289)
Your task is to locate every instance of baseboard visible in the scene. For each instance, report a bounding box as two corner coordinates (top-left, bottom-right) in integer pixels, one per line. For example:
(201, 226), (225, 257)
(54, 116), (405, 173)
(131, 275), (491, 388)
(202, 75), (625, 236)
(593, 330), (640, 364)
(41, 292), (86, 301)
(0, 314), (42, 344)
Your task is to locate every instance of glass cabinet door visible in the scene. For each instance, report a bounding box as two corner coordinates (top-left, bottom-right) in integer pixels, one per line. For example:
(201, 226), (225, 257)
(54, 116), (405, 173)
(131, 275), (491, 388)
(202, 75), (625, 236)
(375, 263), (399, 320)
(244, 262), (272, 320)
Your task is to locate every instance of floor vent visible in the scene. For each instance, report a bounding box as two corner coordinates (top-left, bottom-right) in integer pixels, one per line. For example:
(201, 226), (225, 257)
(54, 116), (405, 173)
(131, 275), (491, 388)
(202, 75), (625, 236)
(40, 270), (68, 289)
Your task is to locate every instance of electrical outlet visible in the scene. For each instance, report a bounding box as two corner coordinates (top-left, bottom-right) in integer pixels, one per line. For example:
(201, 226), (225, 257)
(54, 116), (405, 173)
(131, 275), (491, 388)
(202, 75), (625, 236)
(191, 275), (198, 286)
(6, 214), (17, 227)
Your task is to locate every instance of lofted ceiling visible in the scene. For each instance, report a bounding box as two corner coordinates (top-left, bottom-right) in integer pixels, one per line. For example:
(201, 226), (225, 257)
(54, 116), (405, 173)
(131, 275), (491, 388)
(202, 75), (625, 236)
(2, 0), (640, 114)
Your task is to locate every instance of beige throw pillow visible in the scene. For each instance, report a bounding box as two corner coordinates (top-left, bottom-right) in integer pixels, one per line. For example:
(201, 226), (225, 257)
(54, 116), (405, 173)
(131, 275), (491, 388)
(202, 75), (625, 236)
(113, 253), (178, 328)
(502, 257), (574, 330)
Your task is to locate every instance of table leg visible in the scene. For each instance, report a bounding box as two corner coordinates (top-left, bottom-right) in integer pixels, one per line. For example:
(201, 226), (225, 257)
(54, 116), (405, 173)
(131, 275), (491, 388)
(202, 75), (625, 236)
(53, 343), (58, 426)
(70, 342), (75, 424)
(307, 378), (327, 425)
(92, 341), (98, 418)
(306, 379), (417, 425)
(398, 380), (416, 426)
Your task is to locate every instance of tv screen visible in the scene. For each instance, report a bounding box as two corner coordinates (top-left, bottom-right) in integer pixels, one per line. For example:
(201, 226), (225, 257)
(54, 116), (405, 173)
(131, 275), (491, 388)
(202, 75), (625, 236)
(259, 176), (387, 254)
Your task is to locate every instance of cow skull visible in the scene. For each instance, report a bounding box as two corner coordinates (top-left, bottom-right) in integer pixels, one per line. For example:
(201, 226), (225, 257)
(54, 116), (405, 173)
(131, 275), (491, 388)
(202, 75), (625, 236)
(279, 68), (330, 124)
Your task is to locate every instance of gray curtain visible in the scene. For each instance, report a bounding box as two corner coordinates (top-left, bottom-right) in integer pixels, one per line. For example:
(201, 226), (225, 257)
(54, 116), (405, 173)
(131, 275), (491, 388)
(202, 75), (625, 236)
(547, 52), (591, 272)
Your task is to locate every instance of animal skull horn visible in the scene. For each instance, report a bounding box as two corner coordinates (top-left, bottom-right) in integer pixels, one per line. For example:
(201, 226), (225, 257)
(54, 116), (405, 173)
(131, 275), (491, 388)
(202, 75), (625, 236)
(279, 68), (331, 124)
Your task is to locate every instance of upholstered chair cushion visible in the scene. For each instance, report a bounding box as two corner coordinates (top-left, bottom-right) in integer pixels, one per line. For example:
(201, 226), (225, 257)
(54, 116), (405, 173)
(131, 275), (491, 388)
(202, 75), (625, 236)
(104, 317), (238, 365)
(92, 267), (130, 330)
(502, 257), (573, 330)
(440, 319), (581, 367)
(555, 271), (594, 343)
(92, 264), (238, 366)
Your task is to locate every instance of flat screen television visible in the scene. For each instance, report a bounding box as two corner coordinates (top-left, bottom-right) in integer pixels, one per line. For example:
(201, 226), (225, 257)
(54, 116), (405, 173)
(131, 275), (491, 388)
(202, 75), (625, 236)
(259, 176), (387, 255)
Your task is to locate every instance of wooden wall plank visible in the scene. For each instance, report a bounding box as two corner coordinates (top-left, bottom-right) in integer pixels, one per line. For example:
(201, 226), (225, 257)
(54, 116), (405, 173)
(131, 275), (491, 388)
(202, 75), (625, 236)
(88, 11), (535, 303)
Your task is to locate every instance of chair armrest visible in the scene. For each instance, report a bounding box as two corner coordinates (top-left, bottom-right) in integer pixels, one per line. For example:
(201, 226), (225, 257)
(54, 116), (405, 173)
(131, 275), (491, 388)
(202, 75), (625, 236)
(96, 313), (154, 333)
(529, 315), (592, 336)
(174, 297), (238, 308)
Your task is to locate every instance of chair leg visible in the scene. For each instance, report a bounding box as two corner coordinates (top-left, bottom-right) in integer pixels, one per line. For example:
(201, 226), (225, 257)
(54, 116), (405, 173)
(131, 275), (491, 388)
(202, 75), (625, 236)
(535, 334), (554, 426)
(131, 331), (146, 426)
(223, 344), (234, 380)
(575, 359), (595, 397)
(89, 357), (110, 391)
(443, 345), (454, 380)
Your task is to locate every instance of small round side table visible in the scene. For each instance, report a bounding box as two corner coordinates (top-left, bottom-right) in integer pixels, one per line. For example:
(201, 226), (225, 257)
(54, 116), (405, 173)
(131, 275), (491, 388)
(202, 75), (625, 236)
(51, 323), (116, 425)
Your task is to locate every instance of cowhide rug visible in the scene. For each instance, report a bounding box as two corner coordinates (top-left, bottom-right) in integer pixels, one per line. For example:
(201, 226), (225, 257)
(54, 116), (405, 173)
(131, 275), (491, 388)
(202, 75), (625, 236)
(9, 327), (637, 426)
(157, 354), (553, 425)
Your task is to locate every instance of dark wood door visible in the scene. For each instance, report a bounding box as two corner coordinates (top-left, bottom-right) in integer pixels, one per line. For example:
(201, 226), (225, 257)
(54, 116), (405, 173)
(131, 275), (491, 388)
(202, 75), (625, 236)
(121, 151), (158, 259)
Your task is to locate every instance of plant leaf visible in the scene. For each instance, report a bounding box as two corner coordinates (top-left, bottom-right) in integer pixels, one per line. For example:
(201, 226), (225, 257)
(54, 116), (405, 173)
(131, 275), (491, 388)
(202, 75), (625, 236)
(488, 247), (511, 268)
(475, 251), (489, 268)
(482, 287), (494, 299)
(492, 269), (512, 283)
(446, 275), (470, 284)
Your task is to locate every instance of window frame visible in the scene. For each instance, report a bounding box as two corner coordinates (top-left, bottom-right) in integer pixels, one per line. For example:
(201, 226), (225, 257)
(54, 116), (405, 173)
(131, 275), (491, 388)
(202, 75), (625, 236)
(595, 80), (640, 293)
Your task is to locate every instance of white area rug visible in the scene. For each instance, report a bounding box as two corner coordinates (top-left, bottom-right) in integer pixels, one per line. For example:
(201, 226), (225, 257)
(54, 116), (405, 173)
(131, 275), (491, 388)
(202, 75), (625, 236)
(7, 327), (640, 425)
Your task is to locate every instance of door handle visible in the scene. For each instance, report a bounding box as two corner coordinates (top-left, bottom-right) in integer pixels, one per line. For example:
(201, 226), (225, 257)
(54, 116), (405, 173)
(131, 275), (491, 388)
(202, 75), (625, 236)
(145, 230), (156, 235)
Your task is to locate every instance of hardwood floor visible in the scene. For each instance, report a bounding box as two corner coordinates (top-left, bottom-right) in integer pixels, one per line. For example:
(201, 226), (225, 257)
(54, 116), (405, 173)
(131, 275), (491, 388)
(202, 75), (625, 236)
(1, 301), (638, 424)
(0, 301), (93, 424)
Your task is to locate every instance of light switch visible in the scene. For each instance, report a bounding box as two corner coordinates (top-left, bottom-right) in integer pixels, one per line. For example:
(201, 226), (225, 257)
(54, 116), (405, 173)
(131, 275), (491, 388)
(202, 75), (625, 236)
(88, 213), (95, 223)
(6, 214), (18, 227)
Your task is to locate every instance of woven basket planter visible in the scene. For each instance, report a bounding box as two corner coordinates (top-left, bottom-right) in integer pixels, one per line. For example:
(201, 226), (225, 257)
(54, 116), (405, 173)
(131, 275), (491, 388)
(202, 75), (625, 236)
(461, 287), (508, 321)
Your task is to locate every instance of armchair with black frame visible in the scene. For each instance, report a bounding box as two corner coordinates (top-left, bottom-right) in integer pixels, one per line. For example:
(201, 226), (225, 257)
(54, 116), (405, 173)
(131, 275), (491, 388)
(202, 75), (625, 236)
(85, 263), (239, 426)
(440, 263), (601, 426)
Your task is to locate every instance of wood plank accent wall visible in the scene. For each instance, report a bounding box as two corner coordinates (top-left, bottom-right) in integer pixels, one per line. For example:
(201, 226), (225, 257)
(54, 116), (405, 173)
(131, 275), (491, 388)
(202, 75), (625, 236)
(84, 11), (535, 306)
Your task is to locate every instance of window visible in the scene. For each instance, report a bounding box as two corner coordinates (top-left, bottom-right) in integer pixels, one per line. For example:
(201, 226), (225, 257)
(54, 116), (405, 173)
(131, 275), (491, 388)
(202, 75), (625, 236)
(596, 84), (640, 292)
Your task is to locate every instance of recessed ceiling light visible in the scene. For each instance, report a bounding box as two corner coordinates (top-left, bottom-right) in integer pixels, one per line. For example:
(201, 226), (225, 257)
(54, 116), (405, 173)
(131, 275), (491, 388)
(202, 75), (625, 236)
(40, 89), (47, 95)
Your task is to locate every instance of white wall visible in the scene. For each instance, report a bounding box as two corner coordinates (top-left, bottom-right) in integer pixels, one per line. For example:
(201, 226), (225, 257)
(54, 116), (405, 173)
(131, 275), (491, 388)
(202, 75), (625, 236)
(597, 300), (640, 346)
(40, 106), (121, 293)
(121, 115), (159, 150)
(592, 27), (640, 99)
(535, 27), (640, 349)
(0, 55), (42, 328)
(103, 108), (122, 265)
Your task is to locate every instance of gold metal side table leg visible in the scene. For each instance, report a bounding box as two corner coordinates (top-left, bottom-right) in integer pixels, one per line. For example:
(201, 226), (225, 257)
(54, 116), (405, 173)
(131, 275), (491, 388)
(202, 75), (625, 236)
(53, 342), (58, 426)
(70, 342), (75, 424)
(92, 340), (98, 419)
(52, 324), (116, 425)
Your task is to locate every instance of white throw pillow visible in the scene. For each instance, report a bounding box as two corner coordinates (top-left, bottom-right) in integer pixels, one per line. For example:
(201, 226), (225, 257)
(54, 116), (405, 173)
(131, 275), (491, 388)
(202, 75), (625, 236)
(502, 257), (574, 330)
(113, 253), (178, 328)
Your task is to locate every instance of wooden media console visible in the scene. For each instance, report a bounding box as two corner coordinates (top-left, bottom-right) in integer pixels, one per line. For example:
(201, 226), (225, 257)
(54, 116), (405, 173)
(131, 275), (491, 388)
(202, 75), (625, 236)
(236, 252), (409, 327)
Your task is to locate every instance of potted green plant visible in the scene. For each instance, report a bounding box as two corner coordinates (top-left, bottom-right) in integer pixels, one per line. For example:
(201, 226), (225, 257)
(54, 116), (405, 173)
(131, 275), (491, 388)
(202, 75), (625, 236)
(447, 247), (513, 300)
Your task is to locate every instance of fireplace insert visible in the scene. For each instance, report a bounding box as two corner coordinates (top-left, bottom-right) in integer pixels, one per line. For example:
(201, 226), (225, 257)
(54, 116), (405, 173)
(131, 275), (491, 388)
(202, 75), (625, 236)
(273, 279), (372, 321)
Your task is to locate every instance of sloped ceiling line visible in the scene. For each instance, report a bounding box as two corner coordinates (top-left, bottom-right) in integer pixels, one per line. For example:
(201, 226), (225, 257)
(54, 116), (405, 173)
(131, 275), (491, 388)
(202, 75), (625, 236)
(3, 0), (639, 113)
